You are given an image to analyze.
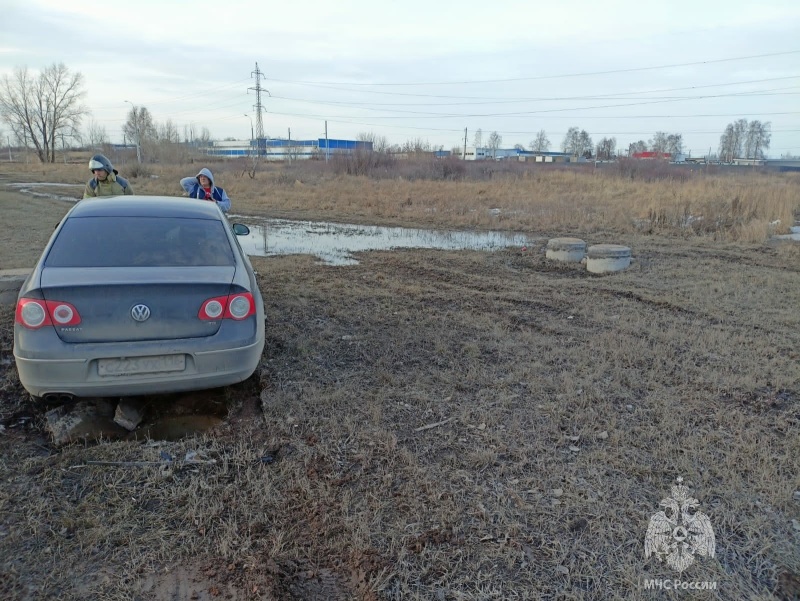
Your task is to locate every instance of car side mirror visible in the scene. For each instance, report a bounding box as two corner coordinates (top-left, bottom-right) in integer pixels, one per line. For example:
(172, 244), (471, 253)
(232, 223), (250, 236)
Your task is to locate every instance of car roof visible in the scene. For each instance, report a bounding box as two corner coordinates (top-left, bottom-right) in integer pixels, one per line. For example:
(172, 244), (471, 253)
(69, 196), (223, 220)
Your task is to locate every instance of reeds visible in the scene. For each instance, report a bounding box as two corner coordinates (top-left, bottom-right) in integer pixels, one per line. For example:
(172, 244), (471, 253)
(4, 159), (798, 242)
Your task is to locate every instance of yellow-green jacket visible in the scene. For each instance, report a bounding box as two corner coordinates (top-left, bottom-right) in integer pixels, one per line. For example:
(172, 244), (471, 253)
(83, 172), (133, 198)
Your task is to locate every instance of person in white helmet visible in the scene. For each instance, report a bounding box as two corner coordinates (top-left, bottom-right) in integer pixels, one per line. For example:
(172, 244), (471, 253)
(83, 154), (134, 198)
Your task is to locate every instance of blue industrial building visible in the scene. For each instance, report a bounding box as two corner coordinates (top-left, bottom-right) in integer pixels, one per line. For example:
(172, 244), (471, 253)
(206, 138), (372, 159)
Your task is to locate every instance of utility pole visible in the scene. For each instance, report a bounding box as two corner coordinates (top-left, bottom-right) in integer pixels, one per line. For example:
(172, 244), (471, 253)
(463, 127), (468, 160)
(249, 62), (270, 157)
(324, 120), (329, 162)
(288, 127), (291, 164)
(60, 133), (67, 164)
(7, 136), (11, 162)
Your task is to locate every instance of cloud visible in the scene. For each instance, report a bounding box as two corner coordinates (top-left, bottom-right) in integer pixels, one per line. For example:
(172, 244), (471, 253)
(2, 0), (798, 152)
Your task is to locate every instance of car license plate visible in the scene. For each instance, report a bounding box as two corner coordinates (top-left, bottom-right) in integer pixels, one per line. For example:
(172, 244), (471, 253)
(98, 354), (186, 376)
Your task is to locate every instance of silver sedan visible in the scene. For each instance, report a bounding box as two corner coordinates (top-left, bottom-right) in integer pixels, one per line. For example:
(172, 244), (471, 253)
(13, 196), (265, 401)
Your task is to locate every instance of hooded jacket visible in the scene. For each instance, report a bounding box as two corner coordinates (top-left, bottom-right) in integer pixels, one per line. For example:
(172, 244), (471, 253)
(180, 168), (231, 212)
(83, 170), (133, 198)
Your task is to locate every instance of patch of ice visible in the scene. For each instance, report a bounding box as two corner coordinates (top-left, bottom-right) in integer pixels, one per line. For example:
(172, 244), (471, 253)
(7, 182), (82, 203)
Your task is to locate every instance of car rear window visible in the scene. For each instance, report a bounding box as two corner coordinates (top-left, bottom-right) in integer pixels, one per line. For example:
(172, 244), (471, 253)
(45, 216), (236, 267)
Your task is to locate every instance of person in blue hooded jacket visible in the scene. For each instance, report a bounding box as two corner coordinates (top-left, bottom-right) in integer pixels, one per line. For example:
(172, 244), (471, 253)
(180, 167), (231, 213)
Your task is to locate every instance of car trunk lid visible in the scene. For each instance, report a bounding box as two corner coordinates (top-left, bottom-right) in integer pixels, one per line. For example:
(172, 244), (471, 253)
(39, 267), (236, 343)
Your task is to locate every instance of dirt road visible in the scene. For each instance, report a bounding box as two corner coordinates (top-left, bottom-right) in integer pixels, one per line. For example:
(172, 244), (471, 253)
(1, 178), (798, 600)
(0, 186), (73, 269)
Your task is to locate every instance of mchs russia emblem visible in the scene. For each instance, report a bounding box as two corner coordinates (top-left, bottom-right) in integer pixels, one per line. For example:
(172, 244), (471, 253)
(645, 477), (715, 573)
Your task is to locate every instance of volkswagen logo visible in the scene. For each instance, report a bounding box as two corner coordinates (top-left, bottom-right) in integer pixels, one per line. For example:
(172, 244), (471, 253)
(131, 304), (151, 322)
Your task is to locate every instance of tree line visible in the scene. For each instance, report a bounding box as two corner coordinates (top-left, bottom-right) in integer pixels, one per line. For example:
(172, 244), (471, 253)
(718, 119), (771, 161)
(462, 128), (686, 161)
(0, 63), (215, 163)
(0, 62), (779, 164)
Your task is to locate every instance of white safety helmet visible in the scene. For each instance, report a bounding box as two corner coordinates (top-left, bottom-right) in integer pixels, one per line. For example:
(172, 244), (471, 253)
(89, 154), (114, 173)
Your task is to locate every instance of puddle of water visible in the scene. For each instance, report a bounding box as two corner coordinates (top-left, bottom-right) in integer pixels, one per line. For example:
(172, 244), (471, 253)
(233, 218), (537, 265)
(771, 222), (800, 241)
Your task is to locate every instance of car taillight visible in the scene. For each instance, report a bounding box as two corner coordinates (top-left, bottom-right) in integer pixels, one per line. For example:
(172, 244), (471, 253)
(226, 294), (255, 319)
(199, 295), (228, 320)
(198, 293), (256, 321)
(15, 299), (81, 329)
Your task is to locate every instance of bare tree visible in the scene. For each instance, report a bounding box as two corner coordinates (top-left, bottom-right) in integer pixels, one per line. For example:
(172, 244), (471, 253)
(666, 133), (683, 156)
(595, 137), (616, 160)
(744, 120), (771, 159)
(562, 127), (578, 154)
(401, 137), (432, 155)
(158, 118), (180, 144)
(732, 118), (747, 159)
(0, 63), (88, 163)
(579, 131), (593, 158)
(486, 131), (502, 159)
(718, 124), (735, 162)
(562, 127), (592, 158)
(197, 127), (212, 146)
(123, 106), (156, 145)
(628, 140), (648, 156)
(123, 105), (156, 162)
(472, 128), (482, 149)
(357, 131), (389, 153)
(529, 129), (550, 152)
(0, 126), (11, 162)
(719, 119), (771, 160)
(85, 119), (108, 150)
(648, 132), (683, 157)
(649, 132), (669, 156)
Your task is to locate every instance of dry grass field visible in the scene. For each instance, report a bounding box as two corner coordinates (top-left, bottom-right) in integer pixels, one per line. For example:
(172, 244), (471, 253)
(0, 162), (798, 600)
(4, 156), (798, 242)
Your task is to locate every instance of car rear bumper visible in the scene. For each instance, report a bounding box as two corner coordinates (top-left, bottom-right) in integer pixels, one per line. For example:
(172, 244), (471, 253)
(14, 332), (264, 398)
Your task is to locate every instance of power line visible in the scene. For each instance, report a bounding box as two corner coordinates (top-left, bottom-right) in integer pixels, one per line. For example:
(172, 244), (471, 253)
(269, 75), (800, 101)
(267, 86), (800, 108)
(266, 50), (800, 87)
(91, 78), (251, 111)
(263, 96), (800, 119)
(266, 89), (799, 118)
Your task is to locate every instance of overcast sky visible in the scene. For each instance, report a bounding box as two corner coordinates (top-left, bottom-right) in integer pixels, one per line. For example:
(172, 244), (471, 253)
(1, 0), (798, 157)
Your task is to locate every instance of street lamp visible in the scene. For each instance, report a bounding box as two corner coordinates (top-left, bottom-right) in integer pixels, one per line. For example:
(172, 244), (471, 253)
(124, 100), (142, 164)
(244, 114), (254, 142)
(244, 114), (255, 158)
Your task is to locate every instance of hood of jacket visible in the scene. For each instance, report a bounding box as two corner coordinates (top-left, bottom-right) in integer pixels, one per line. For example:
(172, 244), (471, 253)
(195, 167), (214, 187)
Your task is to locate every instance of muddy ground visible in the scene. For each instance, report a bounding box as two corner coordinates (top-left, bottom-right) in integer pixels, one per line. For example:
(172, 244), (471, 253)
(0, 175), (798, 600)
